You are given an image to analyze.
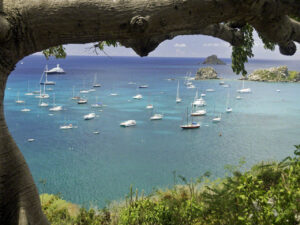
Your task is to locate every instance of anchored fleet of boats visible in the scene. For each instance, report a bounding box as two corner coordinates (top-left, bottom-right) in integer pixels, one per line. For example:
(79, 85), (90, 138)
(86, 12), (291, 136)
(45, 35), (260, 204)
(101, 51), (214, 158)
(16, 64), (255, 132)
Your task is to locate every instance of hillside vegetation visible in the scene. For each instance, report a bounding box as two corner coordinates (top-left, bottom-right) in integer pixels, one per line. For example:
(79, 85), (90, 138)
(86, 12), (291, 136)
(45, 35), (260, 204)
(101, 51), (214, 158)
(42, 146), (300, 225)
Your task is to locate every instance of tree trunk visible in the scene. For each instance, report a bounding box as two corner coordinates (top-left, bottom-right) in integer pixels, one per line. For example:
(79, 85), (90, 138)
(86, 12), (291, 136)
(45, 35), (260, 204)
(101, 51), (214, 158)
(0, 61), (49, 225)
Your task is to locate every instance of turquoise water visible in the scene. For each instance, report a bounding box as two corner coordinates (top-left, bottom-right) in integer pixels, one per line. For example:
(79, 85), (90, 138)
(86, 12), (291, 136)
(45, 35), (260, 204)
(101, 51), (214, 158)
(4, 56), (300, 207)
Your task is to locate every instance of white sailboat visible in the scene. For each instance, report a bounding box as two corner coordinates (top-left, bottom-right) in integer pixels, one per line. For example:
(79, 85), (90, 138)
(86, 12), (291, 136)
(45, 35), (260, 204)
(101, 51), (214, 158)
(93, 74), (101, 87)
(225, 91), (232, 113)
(212, 106), (221, 122)
(35, 84), (49, 99)
(176, 80), (182, 103)
(91, 96), (102, 108)
(24, 81), (34, 96)
(191, 104), (206, 116)
(71, 86), (80, 100)
(16, 92), (25, 104)
(49, 93), (62, 111)
(237, 80), (251, 93)
(212, 114), (222, 122)
(80, 80), (90, 93)
(38, 98), (48, 107)
(40, 65), (56, 85)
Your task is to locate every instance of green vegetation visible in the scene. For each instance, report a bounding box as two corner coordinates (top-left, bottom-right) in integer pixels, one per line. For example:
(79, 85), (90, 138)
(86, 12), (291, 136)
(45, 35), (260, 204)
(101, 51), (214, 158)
(248, 66), (300, 82)
(41, 146), (300, 225)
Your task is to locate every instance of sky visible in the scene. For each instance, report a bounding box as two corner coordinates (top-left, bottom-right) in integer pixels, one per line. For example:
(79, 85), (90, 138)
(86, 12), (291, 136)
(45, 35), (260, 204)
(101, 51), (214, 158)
(37, 31), (300, 60)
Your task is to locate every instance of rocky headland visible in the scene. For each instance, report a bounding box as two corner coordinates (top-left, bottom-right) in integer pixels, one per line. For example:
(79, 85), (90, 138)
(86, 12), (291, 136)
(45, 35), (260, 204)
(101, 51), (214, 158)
(246, 66), (300, 82)
(195, 67), (219, 80)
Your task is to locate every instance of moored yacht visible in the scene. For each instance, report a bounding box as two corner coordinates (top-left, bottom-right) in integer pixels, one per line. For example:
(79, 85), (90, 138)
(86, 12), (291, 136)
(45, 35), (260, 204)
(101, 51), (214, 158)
(120, 120), (136, 127)
(46, 64), (65, 74)
(150, 114), (163, 120)
(84, 113), (96, 120)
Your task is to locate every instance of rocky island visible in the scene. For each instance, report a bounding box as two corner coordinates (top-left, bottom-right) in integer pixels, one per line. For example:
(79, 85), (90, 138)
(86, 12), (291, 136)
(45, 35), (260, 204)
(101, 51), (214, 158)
(202, 55), (226, 65)
(195, 67), (219, 80)
(247, 66), (300, 82)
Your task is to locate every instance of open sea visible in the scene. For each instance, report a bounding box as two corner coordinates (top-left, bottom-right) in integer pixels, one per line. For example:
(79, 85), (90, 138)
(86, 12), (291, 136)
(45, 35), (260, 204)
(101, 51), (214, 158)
(4, 55), (300, 207)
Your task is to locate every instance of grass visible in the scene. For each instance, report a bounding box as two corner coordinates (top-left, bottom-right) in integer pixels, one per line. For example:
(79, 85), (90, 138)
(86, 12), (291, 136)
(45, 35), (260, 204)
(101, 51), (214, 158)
(41, 146), (300, 225)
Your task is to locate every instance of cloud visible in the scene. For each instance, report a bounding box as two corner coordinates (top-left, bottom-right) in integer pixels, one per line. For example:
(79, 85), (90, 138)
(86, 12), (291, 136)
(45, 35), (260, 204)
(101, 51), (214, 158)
(202, 42), (230, 47)
(174, 43), (187, 48)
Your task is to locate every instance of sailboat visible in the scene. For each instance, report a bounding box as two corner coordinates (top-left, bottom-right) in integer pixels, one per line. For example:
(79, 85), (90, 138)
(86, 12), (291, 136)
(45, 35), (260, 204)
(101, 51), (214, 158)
(180, 107), (200, 129)
(93, 74), (101, 87)
(77, 97), (88, 104)
(237, 80), (251, 93)
(91, 96), (102, 108)
(40, 65), (56, 85)
(80, 80), (90, 93)
(16, 92), (25, 104)
(212, 105), (221, 122)
(38, 98), (49, 107)
(49, 93), (62, 111)
(71, 86), (80, 100)
(225, 91), (232, 113)
(191, 104), (206, 116)
(24, 81), (34, 96)
(212, 114), (221, 122)
(176, 80), (182, 103)
(35, 84), (49, 99)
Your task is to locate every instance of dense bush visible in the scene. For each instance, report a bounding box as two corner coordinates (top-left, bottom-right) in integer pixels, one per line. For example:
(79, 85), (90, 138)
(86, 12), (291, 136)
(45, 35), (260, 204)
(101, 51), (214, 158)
(42, 146), (300, 225)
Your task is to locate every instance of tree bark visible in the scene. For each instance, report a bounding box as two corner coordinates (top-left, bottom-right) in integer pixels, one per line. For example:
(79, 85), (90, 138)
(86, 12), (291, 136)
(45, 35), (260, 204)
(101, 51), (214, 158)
(0, 54), (49, 224)
(0, 0), (299, 224)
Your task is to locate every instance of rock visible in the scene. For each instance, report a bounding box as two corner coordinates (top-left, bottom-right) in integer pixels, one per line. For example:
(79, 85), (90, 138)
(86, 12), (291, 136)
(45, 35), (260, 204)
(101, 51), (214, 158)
(248, 66), (300, 82)
(195, 67), (219, 80)
(202, 55), (226, 65)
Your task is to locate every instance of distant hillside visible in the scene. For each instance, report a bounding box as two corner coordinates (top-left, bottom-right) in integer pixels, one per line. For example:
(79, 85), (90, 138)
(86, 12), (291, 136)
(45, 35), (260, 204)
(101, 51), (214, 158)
(202, 55), (226, 65)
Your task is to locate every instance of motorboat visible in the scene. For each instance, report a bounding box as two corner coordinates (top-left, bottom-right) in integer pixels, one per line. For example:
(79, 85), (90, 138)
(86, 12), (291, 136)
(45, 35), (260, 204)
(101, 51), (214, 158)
(84, 113), (96, 120)
(200, 93), (206, 97)
(27, 139), (35, 142)
(206, 89), (215, 92)
(77, 98), (88, 104)
(21, 108), (31, 112)
(236, 95), (242, 100)
(133, 94), (143, 99)
(110, 93), (119, 96)
(150, 114), (163, 120)
(120, 120), (136, 127)
(80, 90), (90, 94)
(139, 85), (148, 88)
(60, 124), (73, 129)
(49, 106), (62, 111)
(46, 64), (65, 74)
(146, 104), (154, 109)
(226, 107), (233, 113)
(219, 81), (225, 85)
